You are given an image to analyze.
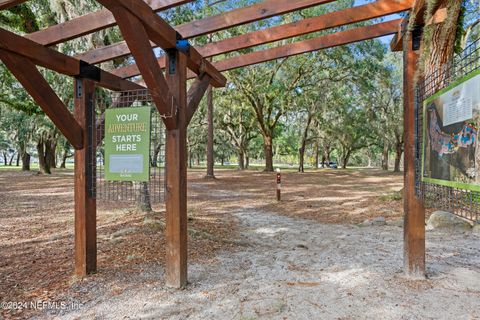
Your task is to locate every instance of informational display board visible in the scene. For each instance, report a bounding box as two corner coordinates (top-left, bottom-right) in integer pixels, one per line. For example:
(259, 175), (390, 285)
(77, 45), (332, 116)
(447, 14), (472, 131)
(104, 106), (151, 182)
(422, 70), (480, 191)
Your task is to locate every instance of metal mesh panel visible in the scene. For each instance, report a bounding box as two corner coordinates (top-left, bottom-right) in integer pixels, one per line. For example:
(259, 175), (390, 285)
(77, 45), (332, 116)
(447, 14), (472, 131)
(90, 89), (166, 204)
(415, 39), (480, 222)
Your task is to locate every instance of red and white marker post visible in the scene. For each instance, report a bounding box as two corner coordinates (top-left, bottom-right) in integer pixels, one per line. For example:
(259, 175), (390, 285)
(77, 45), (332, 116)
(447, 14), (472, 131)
(276, 168), (281, 201)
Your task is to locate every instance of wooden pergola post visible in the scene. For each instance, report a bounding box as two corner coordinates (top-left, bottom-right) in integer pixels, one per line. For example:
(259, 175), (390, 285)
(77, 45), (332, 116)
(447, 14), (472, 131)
(73, 78), (97, 277)
(403, 31), (425, 277)
(164, 49), (188, 288)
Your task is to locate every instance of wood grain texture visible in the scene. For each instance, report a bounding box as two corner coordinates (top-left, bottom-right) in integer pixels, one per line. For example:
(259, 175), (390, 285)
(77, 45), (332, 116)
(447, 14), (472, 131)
(0, 49), (84, 149)
(0, 27), (144, 91)
(76, 0), (338, 64)
(74, 78), (97, 277)
(25, 0), (192, 45)
(403, 33), (425, 277)
(0, 0), (28, 10)
(98, 0), (225, 87)
(114, 1), (412, 79)
(186, 75), (212, 125)
(209, 20), (401, 74)
(109, 6), (177, 129)
(164, 50), (188, 288)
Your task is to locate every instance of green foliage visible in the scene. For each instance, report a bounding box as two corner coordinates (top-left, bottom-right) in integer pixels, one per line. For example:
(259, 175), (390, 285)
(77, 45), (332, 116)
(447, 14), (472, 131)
(0, 0), (407, 171)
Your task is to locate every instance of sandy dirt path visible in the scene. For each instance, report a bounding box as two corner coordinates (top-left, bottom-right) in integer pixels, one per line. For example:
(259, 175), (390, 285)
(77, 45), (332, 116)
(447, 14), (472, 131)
(52, 202), (480, 320)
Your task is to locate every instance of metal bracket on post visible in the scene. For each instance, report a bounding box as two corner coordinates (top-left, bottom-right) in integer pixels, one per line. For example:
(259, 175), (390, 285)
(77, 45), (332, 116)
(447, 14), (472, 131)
(167, 49), (177, 75)
(76, 78), (83, 99)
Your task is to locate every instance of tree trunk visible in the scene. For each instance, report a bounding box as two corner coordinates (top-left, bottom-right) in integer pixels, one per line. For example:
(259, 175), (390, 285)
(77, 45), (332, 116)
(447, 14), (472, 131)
(263, 134), (274, 172)
(196, 154), (200, 166)
(298, 114), (312, 173)
(321, 154), (326, 168)
(151, 142), (163, 167)
(188, 150), (193, 169)
(422, 1), (463, 79)
(238, 149), (245, 170)
(16, 152), (20, 166)
(342, 149), (352, 169)
(205, 85), (215, 178)
(2, 152), (7, 166)
(60, 148), (69, 169)
(22, 152), (31, 171)
(324, 146), (332, 164)
(245, 154), (250, 169)
(298, 146), (305, 173)
(8, 153), (15, 166)
(382, 142), (389, 171)
(137, 182), (153, 212)
(45, 139), (57, 169)
(394, 142), (403, 173)
(314, 143), (319, 169)
(37, 140), (51, 174)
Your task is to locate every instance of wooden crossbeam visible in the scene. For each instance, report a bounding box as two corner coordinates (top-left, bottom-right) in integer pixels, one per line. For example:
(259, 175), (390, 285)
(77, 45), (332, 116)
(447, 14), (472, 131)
(109, 6), (177, 129)
(210, 20), (401, 74)
(76, 0), (337, 64)
(0, 27), (144, 91)
(0, 0), (27, 10)
(25, 0), (192, 46)
(114, 0), (412, 79)
(0, 49), (84, 149)
(97, 0), (225, 88)
(186, 75), (212, 125)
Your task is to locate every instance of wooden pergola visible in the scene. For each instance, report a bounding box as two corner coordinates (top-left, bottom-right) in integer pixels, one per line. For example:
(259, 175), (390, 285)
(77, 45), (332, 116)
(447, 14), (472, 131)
(0, 0), (430, 288)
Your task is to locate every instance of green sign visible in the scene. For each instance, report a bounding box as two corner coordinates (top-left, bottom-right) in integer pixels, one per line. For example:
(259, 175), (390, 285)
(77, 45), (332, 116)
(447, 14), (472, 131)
(104, 106), (151, 182)
(422, 69), (480, 191)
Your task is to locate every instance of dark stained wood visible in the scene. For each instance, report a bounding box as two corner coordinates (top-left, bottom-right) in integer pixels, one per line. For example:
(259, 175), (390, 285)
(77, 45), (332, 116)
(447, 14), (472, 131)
(76, 0), (337, 64)
(74, 78), (97, 277)
(0, 27), (79, 75)
(25, 0), (192, 46)
(98, 70), (145, 91)
(164, 49), (188, 288)
(0, 0), (27, 10)
(186, 75), (211, 125)
(0, 27), (144, 91)
(108, 6), (177, 129)
(0, 49), (84, 149)
(114, 1), (412, 79)
(403, 32), (425, 277)
(98, 0), (226, 87)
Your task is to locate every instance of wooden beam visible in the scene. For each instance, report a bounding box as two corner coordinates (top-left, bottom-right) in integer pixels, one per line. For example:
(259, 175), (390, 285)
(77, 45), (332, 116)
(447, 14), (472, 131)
(0, 0), (27, 10)
(73, 78), (97, 277)
(164, 49), (188, 288)
(114, 0), (412, 79)
(109, 6), (177, 129)
(97, 0), (225, 88)
(186, 75), (211, 125)
(0, 49), (84, 149)
(403, 32), (425, 277)
(25, 0), (192, 46)
(76, 0), (337, 64)
(0, 27), (144, 91)
(211, 20), (401, 74)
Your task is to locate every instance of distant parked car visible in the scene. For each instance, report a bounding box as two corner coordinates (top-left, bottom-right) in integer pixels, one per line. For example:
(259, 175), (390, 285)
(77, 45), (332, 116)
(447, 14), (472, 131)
(328, 161), (338, 169)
